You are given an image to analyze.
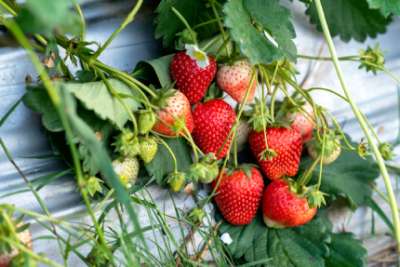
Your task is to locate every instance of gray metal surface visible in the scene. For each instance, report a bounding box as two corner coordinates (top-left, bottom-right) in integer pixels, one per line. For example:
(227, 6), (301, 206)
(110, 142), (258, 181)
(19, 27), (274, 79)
(0, 1), (400, 265)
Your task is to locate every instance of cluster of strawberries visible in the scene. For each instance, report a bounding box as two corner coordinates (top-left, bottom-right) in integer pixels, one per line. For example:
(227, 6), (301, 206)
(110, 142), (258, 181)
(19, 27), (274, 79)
(148, 45), (342, 228)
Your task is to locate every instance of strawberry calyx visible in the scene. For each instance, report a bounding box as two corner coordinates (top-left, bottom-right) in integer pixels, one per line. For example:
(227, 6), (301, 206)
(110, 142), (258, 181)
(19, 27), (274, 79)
(286, 179), (326, 209)
(151, 88), (177, 109)
(225, 163), (257, 178)
(113, 130), (140, 158)
(188, 154), (219, 183)
(259, 147), (277, 161)
(185, 44), (210, 69)
(187, 208), (205, 224)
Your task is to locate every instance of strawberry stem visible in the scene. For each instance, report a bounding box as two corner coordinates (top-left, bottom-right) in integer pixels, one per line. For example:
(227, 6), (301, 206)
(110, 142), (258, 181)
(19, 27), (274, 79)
(171, 7), (198, 45)
(92, 0), (144, 59)
(314, 0), (400, 252)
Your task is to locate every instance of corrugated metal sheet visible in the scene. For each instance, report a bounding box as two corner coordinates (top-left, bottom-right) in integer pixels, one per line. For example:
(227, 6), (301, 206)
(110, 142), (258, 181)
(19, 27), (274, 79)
(0, 0), (399, 265)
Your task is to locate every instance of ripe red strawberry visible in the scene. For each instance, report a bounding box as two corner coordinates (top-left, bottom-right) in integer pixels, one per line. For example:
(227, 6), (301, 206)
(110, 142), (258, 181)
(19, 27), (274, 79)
(0, 226), (32, 267)
(212, 166), (264, 225)
(152, 89), (194, 136)
(170, 48), (217, 104)
(248, 127), (302, 180)
(286, 103), (315, 142)
(192, 99), (236, 159)
(216, 60), (257, 103)
(262, 180), (317, 228)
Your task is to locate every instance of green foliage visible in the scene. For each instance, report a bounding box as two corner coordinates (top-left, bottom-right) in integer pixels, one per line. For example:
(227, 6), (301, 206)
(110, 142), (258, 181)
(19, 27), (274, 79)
(58, 88), (146, 248)
(224, 0), (297, 65)
(219, 214), (366, 267)
(303, 0), (391, 42)
(325, 233), (367, 267)
(300, 148), (379, 208)
(23, 86), (63, 132)
(135, 55), (173, 88)
(367, 0), (400, 16)
(16, 0), (80, 36)
(154, 0), (219, 48)
(63, 79), (141, 129)
(145, 138), (192, 185)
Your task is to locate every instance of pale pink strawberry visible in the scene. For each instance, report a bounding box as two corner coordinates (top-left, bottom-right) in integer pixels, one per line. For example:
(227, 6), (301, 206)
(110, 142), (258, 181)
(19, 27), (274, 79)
(216, 60), (257, 103)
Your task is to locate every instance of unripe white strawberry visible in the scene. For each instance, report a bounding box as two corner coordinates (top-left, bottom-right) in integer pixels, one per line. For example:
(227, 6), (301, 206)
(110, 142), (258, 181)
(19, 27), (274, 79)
(112, 157), (140, 188)
(307, 131), (341, 165)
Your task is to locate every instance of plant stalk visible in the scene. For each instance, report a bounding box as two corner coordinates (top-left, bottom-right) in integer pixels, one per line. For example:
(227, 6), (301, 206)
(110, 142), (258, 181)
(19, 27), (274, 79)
(314, 0), (400, 252)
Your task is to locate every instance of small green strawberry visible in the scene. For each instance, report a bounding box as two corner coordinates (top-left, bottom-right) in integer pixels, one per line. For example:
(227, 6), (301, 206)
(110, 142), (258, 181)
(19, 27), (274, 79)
(379, 142), (394, 161)
(138, 110), (157, 135)
(113, 130), (140, 157)
(112, 157), (140, 188)
(307, 130), (341, 165)
(139, 136), (158, 164)
(167, 171), (186, 192)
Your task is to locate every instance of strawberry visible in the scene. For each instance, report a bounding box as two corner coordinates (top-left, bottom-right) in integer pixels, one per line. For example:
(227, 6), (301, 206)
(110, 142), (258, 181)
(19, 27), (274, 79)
(152, 89), (194, 137)
(112, 157), (139, 188)
(139, 136), (158, 164)
(307, 130), (341, 165)
(138, 110), (157, 135)
(216, 60), (257, 103)
(248, 127), (303, 180)
(262, 180), (317, 228)
(170, 45), (217, 104)
(0, 226), (32, 267)
(167, 171), (186, 192)
(286, 103), (315, 142)
(192, 99), (236, 159)
(212, 166), (264, 225)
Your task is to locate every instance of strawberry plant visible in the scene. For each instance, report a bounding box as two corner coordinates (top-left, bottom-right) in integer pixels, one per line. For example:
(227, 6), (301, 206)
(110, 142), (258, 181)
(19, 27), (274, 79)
(0, 0), (399, 266)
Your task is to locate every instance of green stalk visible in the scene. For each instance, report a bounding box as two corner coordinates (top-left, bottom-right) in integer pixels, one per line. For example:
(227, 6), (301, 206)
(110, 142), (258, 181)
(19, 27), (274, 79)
(92, 0), (144, 58)
(3, 19), (115, 263)
(314, 0), (400, 252)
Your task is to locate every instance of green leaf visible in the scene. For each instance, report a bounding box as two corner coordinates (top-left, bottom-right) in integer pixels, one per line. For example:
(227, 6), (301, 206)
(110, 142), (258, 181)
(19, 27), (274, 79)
(220, 215), (329, 267)
(63, 79), (141, 129)
(23, 87), (63, 132)
(145, 138), (192, 185)
(16, 0), (80, 36)
(135, 55), (173, 88)
(303, 0), (391, 42)
(325, 233), (367, 267)
(219, 213), (367, 266)
(365, 196), (394, 233)
(224, 0), (297, 65)
(301, 148), (379, 208)
(155, 0), (219, 48)
(367, 0), (400, 16)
